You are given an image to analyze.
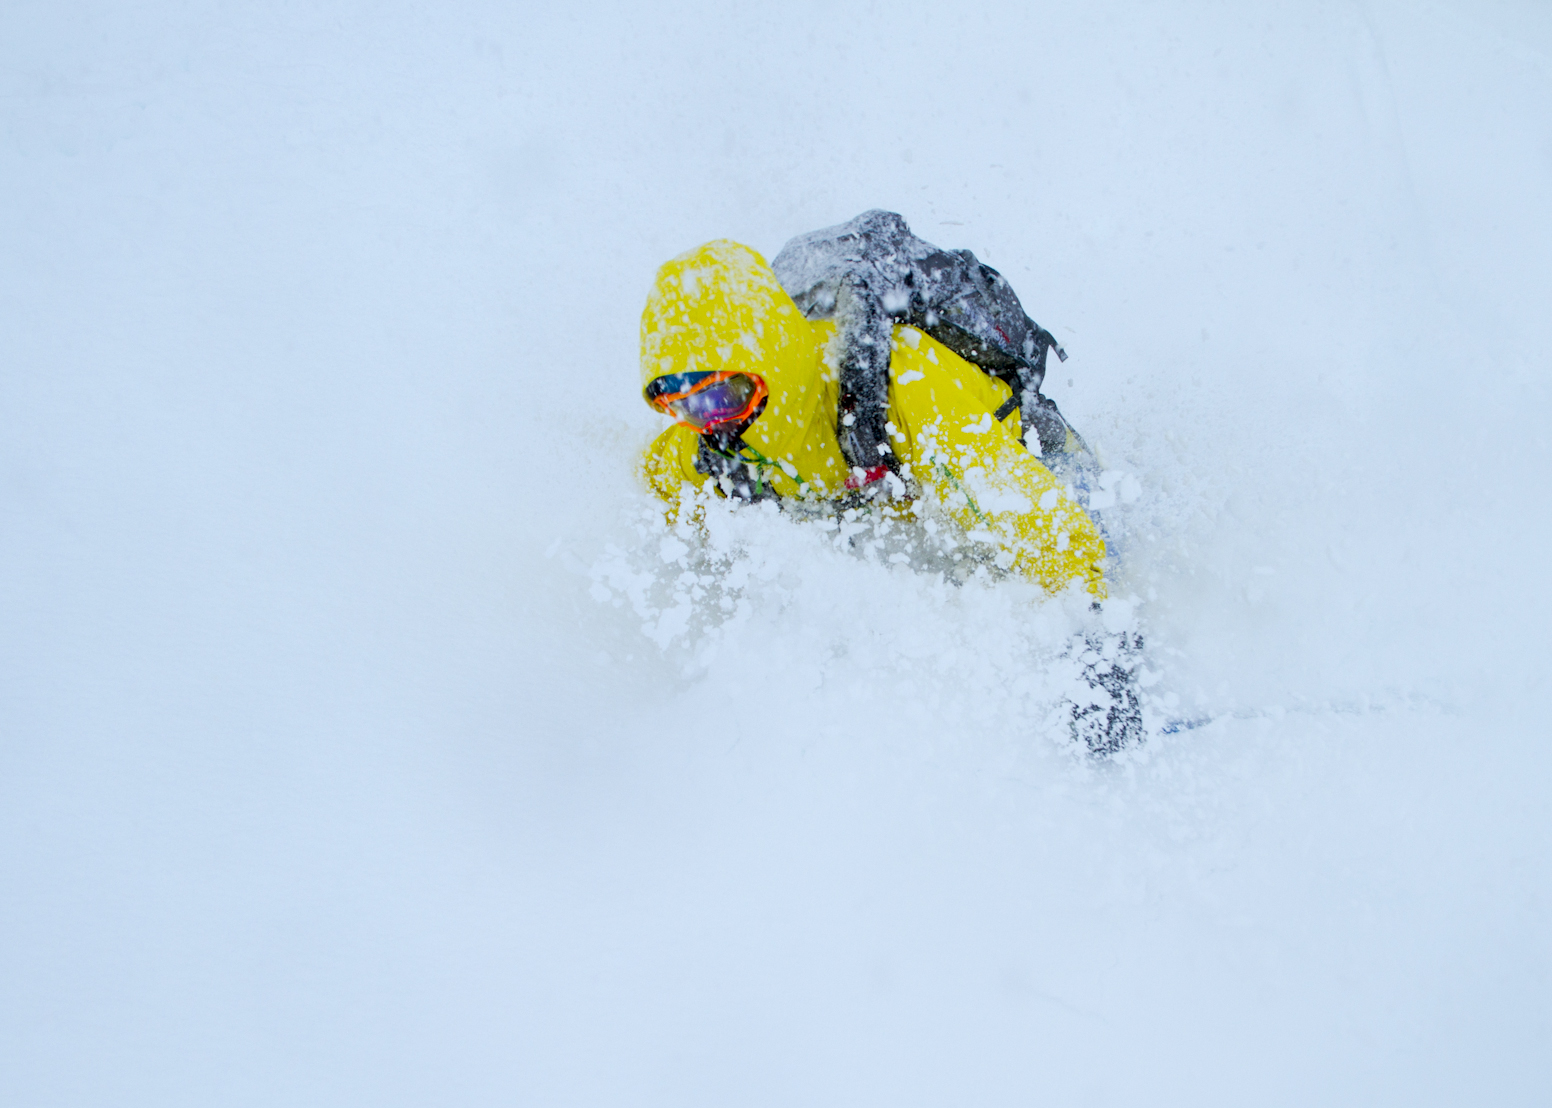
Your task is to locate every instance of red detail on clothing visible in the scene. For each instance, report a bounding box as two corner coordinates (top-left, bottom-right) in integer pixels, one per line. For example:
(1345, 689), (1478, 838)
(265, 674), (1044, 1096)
(844, 465), (892, 490)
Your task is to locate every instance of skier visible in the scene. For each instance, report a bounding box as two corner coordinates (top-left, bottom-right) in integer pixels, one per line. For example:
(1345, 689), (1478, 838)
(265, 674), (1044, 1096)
(639, 231), (1104, 597)
(636, 222), (1143, 752)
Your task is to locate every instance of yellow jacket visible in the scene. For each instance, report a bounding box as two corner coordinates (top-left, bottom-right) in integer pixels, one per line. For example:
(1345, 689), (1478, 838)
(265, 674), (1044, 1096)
(639, 241), (1107, 597)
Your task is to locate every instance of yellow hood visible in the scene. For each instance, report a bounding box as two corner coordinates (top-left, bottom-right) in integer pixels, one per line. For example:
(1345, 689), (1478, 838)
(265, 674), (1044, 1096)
(639, 240), (828, 459)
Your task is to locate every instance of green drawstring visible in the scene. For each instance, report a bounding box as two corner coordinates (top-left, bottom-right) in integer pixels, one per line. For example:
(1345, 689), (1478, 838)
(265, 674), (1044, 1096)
(721, 440), (981, 519)
(731, 441), (976, 517)
(734, 444), (810, 494)
(934, 463), (985, 521)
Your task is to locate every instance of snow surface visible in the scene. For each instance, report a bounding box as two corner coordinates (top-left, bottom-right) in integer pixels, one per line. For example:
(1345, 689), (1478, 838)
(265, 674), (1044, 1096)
(4, 1), (1551, 1105)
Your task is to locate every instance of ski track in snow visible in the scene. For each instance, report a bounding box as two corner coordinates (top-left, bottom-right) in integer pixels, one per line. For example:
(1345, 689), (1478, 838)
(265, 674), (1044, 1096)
(4, 1), (1551, 1105)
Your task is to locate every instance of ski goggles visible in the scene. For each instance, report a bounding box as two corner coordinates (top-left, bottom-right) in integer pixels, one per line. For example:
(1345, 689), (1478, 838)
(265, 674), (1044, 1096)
(644, 370), (767, 431)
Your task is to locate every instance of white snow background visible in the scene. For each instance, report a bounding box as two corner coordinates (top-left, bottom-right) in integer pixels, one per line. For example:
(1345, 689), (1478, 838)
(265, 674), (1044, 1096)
(4, 1), (1551, 1104)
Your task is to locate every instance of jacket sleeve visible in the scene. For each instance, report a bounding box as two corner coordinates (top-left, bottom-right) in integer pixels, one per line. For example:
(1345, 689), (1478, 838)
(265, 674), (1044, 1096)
(641, 425), (705, 512)
(886, 331), (1108, 597)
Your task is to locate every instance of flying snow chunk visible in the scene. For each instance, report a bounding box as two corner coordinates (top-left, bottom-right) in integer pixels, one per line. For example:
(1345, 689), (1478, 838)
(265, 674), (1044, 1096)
(1099, 596), (1136, 634)
(659, 536), (689, 564)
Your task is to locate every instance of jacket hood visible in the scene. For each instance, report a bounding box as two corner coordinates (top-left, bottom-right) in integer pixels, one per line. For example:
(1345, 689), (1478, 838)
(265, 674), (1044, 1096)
(640, 240), (827, 459)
